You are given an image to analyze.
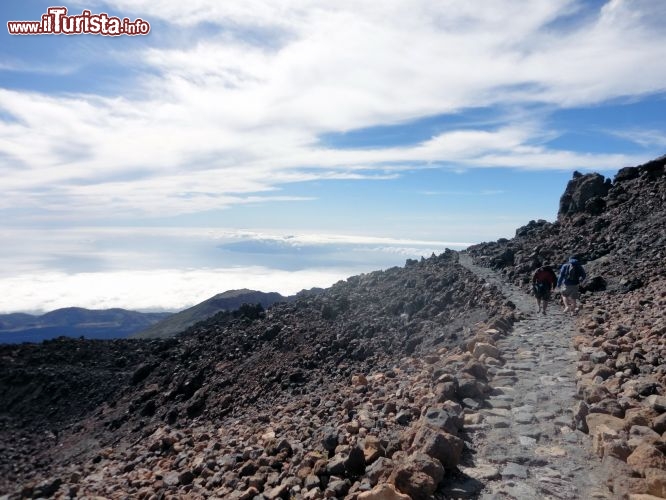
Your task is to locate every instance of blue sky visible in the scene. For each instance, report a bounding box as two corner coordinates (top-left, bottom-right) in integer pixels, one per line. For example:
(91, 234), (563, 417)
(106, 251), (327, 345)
(1, 0), (665, 313)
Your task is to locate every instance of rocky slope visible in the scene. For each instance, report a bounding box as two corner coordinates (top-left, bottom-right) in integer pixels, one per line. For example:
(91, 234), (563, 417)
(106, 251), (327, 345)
(0, 250), (515, 498)
(467, 156), (666, 497)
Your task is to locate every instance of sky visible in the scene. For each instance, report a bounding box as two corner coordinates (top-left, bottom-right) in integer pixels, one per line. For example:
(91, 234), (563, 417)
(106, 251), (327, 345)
(1, 0), (665, 313)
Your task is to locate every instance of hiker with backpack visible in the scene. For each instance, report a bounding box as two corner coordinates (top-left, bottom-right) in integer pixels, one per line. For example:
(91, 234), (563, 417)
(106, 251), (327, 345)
(557, 257), (586, 315)
(532, 264), (557, 315)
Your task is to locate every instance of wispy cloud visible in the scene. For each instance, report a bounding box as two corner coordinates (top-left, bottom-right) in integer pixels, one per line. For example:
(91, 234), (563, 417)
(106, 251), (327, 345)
(2, 1), (665, 220)
(607, 128), (666, 149)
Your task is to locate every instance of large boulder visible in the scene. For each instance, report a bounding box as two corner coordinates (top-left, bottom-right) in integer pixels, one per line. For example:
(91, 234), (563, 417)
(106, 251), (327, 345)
(411, 426), (464, 469)
(559, 172), (611, 217)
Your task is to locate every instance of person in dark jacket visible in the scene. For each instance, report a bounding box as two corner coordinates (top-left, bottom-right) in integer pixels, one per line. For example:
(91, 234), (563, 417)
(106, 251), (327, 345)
(557, 257), (586, 315)
(532, 264), (557, 315)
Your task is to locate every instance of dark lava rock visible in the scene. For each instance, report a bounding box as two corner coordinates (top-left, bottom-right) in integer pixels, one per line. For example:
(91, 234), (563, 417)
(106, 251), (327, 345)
(345, 445), (366, 476)
(558, 172), (611, 217)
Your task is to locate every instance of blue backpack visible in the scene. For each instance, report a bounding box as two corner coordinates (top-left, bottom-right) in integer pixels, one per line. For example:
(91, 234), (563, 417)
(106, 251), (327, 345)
(565, 263), (582, 283)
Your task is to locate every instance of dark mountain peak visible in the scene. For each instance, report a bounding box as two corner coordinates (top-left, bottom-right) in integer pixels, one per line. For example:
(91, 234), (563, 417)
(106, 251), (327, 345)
(133, 289), (286, 339)
(213, 288), (257, 298)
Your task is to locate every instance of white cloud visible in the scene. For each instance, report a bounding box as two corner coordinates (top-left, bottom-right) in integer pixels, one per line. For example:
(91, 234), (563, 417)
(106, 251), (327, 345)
(2, 1), (665, 219)
(0, 226), (468, 270)
(0, 225), (473, 313)
(0, 267), (352, 314)
(607, 128), (666, 149)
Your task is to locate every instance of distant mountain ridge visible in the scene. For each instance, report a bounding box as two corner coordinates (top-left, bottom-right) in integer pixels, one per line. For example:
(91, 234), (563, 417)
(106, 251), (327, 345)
(0, 307), (172, 344)
(131, 289), (287, 339)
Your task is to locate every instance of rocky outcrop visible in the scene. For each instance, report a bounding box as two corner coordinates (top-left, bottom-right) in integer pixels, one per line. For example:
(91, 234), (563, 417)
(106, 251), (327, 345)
(558, 171), (611, 217)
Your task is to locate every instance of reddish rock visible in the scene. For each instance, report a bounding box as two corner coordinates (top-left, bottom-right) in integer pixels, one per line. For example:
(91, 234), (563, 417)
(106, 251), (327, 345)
(390, 453), (444, 500)
(411, 426), (464, 469)
(627, 444), (666, 474)
(357, 483), (411, 500)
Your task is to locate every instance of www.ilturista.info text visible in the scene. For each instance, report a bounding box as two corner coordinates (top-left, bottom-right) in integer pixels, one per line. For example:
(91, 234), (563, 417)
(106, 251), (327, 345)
(7, 7), (150, 36)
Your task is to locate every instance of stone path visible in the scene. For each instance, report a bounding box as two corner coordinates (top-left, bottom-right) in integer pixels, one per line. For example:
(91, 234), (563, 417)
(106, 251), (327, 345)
(456, 253), (612, 499)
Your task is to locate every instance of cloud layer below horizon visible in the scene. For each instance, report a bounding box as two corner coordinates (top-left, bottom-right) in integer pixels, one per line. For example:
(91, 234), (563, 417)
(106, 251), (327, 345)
(0, 227), (475, 313)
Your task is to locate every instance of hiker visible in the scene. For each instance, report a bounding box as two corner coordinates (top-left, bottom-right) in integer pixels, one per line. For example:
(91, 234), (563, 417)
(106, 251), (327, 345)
(557, 257), (586, 315)
(532, 264), (557, 315)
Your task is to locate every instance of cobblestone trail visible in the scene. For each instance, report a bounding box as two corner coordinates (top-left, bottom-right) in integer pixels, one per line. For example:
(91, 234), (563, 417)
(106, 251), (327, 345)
(457, 253), (612, 499)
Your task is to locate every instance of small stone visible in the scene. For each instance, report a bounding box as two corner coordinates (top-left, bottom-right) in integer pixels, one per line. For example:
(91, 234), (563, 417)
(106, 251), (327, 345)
(322, 428), (339, 451)
(390, 453), (444, 499)
(485, 416), (511, 429)
(464, 413), (483, 425)
(326, 479), (351, 497)
(519, 435), (537, 447)
(645, 467), (666, 497)
(179, 470), (195, 485)
(265, 483), (290, 500)
(363, 435), (384, 465)
(488, 398), (512, 410)
(459, 464), (500, 481)
(395, 411), (412, 426)
(473, 343), (501, 360)
(462, 398), (481, 410)
(422, 406), (463, 434)
(327, 455), (346, 476)
(586, 413), (625, 435)
(502, 462), (528, 479)
(514, 412), (535, 424)
(163, 471), (180, 487)
(365, 457), (393, 486)
(653, 413), (666, 434)
(573, 401), (589, 432)
(357, 483), (411, 500)
(345, 445), (366, 476)
(535, 446), (567, 458)
(591, 424), (619, 458)
(304, 474), (320, 490)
